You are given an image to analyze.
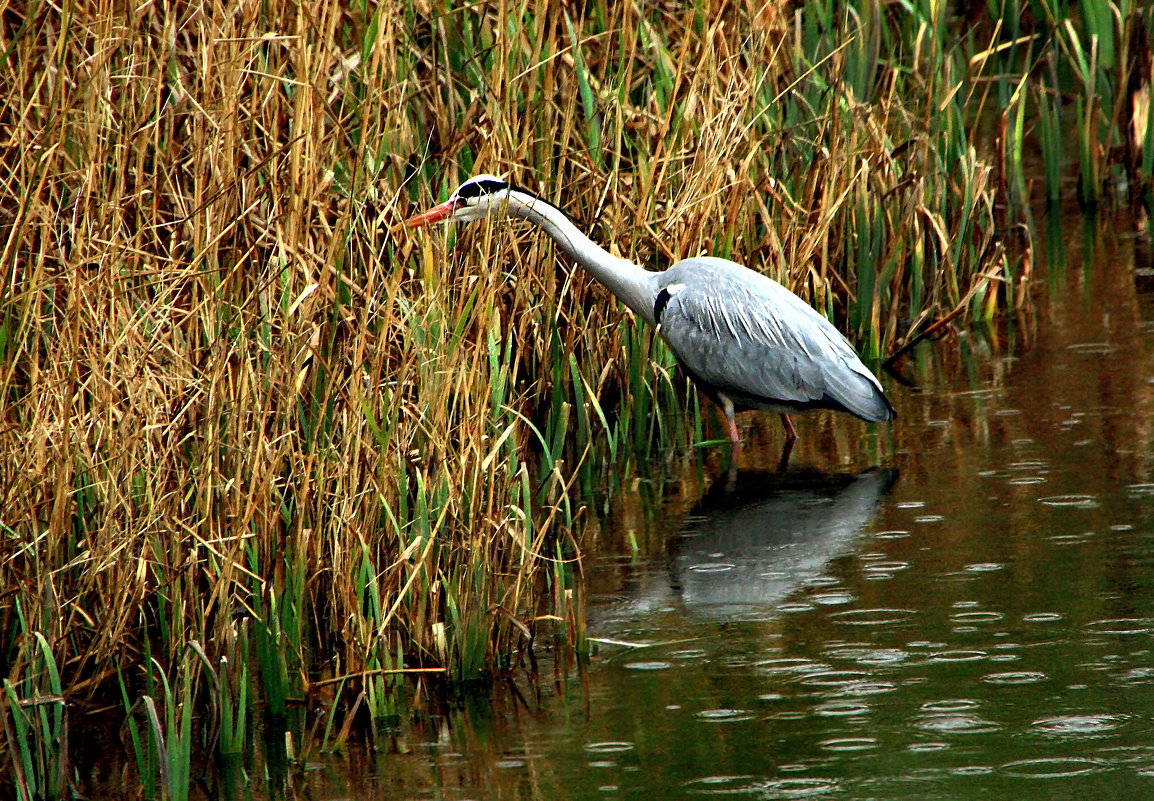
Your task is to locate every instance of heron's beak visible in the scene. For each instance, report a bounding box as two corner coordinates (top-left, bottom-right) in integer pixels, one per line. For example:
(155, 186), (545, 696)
(389, 199), (460, 233)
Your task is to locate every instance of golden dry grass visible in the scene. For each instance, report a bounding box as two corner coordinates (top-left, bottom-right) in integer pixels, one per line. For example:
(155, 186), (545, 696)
(0, 0), (1055, 726)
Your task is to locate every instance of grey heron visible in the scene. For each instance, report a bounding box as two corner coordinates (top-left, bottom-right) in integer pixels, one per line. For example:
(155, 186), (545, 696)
(394, 174), (896, 448)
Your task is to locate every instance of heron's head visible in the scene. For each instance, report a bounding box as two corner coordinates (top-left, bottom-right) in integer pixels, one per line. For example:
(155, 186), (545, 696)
(394, 174), (516, 230)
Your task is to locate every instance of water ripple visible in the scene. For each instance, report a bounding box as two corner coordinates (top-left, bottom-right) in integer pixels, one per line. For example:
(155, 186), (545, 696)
(683, 774), (756, 794)
(828, 647), (909, 666)
(863, 561), (910, 575)
(1032, 714), (1126, 737)
(829, 608), (917, 626)
(982, 671), (1048, 685)
(777, 602), (816, 614)
(914, 713), (1001, 734)
(835, 681), (896, 696)
(1115, 667), (1154, 685)
(813, 700), (871, 717)
(1096, 745), (1154, 764)
(964, 562), (1005, 573)
(802, 575), (841, 588)
(950, 611), (1004, 624)
(1067, 342), (1114, 355)
(684, 775), (843, 797)
(1084, 617), (1154, 635)
(755, 658), (830, 675)
(696, 708), (754, 723)
(753, 778), (841, 798)
(952, 765), (995, 776)
(811, 591), (855, 606)
(1008, 459), (1048, 471)
(921, 699), (980, 713)
(926, 649), (988, 663)
(1038, 494), (1100, 508)
(819, 737), (877, 752)
(584, 741), (636, 754)
(798, 670), (896, 697)
(999, 757), (1106, 778)
(687, 562), (735, 574)
(908, 742), (950, 752)
(798, 670), (872, 688)
(1047, 531), (1099, 545)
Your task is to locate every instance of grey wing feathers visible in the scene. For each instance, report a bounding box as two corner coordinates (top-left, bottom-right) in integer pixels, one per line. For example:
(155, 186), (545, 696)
(657, 257), (895, 422)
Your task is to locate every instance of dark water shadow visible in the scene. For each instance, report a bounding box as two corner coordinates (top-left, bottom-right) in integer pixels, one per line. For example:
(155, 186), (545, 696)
(611, 467), (899, 622)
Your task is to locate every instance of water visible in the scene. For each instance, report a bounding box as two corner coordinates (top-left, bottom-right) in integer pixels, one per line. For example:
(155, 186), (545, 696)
(323, 214), (1154, 800)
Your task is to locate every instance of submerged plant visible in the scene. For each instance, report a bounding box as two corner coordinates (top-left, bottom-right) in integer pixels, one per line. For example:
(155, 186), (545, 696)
(3, 631), (68, 801)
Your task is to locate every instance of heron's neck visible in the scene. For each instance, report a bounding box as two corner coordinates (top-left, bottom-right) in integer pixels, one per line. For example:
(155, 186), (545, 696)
(510, 193), (657, 325)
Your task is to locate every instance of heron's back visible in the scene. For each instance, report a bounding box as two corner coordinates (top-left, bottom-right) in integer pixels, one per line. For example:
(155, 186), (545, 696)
(654, 257), (895, 423)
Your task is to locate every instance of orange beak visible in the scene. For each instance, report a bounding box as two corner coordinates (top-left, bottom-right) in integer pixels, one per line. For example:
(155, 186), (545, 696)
(389, 199), (459, 233)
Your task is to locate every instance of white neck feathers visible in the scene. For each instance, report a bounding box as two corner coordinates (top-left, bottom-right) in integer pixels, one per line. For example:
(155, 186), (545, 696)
(504, 189), (658, 325)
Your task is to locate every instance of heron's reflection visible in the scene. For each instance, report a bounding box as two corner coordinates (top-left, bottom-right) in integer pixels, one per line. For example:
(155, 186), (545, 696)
(617, 468), (898, 621)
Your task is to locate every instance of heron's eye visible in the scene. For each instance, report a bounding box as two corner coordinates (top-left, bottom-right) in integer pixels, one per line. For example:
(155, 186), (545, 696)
(456, 178), (509, 201)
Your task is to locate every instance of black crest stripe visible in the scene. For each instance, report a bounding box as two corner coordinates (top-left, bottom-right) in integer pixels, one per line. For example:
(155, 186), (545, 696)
(457, 178), (509, 200)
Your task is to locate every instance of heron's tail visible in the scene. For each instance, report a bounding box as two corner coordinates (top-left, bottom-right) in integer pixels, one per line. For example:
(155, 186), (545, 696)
(828, 363), (896, 423)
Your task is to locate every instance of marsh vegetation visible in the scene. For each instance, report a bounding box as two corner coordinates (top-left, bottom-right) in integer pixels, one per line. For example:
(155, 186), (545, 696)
(2, 0), (1151, 796)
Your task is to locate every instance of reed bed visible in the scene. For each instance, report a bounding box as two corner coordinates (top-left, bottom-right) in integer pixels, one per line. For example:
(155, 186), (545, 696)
(1, 0), (1150, 795)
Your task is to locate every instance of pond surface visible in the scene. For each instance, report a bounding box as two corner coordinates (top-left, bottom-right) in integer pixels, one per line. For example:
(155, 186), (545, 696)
(206, 212), (1154, 800)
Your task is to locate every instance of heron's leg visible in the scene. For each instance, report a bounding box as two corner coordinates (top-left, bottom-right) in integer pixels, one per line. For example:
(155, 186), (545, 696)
(727, 416), (742, 451)
(780, 413), (799, 441)
(777, 437), (795, 471)
(720, 393), (742, 450)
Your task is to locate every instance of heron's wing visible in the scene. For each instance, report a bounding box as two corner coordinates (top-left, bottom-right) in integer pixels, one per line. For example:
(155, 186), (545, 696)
(657, 260), (887, 417)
